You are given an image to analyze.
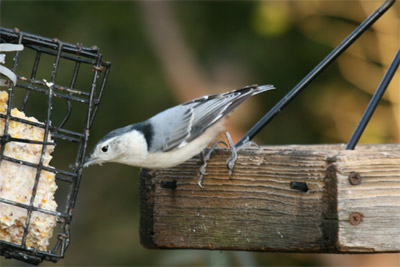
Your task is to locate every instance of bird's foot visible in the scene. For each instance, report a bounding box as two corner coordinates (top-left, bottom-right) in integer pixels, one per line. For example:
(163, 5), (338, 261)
(225, 132), (237, 179)
(197, 133), (259, 187)
(226, 134), (261, 178)
(197, 140), (228, 188)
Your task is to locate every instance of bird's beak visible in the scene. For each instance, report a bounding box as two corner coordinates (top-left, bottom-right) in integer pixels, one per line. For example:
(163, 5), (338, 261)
(83, 155), (98, 168)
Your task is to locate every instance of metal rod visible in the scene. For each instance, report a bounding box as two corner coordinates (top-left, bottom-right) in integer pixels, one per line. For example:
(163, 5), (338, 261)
(236, 0), (396, 147)
(346, 47), (400, 150)
(20, 51), (41, 111)
(58, 61), (80, 128)
(18, 76), (91, 96)
(0, 197), (68, 218)
(16, 82), (90, 103)
(0, 114), (85, 141)
(0, 154), (79, 181)
(0, 32), (23, 162)
(90, 59), (111, 128)
(0, 27), (100, 58)
(21, 41), (62, 248)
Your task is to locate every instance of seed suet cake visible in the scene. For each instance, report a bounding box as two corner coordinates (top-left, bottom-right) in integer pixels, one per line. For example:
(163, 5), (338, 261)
(0, 90), (58, 251)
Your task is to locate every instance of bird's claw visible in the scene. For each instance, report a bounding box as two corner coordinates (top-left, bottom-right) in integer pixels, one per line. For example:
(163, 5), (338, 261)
(225, 133), (259, 179)
(225, 132), (237, 179)
(197, 132), (256, 187)
(199, 164), (208, 176)
(226, 155), (237, 179)
(198, 161), (208, 187)
(241, 140), (260, 149)
(197, 174), (205, 188)
(197, 141), (228, 188)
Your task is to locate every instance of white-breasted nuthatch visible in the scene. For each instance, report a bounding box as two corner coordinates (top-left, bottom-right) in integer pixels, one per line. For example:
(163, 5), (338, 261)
(84, 84), (275, 186)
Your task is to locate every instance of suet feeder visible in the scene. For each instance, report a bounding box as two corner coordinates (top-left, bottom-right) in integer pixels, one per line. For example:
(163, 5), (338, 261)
(0, 27), (111, 264)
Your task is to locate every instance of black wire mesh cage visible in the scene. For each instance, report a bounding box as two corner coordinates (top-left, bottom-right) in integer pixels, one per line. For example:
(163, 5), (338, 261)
(0, 27), (111, 264)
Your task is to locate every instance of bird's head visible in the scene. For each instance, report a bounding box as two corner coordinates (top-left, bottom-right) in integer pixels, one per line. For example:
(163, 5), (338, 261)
(84, 136), (117, 167)
(84, 126), (148, 168)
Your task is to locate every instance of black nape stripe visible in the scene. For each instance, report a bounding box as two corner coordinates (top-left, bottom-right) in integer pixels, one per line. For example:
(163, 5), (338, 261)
(133, 122), (154, 149)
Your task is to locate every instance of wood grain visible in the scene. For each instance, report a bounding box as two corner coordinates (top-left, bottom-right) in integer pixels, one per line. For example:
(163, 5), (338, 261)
(335, 144), (400, 252)
(140, 144), (400, 252)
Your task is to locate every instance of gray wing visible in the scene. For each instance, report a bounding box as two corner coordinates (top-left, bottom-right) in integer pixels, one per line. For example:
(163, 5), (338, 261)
(146, 104), (192, 152)
(148, 84), (274, 152)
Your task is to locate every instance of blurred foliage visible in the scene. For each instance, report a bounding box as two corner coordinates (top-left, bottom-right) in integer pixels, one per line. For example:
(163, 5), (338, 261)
(1, 0), (399, 266)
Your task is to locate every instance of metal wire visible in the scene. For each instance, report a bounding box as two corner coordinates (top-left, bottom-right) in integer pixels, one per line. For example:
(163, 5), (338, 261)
(236, 0), (397, 147)
(0, 27), (111, 264)
(346, 47), (400, 150)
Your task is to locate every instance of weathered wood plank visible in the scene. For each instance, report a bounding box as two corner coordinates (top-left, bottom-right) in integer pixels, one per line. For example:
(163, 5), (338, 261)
(140, 144), (400, 252)
(335, 144), (400, 252)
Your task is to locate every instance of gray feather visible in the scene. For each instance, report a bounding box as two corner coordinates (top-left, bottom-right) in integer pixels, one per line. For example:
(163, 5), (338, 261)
(147, 84), (275, 152)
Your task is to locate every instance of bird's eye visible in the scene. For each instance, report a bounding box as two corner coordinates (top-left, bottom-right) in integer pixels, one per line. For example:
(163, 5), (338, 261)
(101, 145), (109, 152)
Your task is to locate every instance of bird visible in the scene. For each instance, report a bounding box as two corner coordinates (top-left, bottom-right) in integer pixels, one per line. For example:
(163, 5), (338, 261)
(84, 84), (275, 186)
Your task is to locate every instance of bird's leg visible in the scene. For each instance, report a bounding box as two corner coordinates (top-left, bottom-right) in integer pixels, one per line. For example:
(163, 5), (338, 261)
(225, 134), (261, 178)
(225, 132), (237, 178)
(197, 140), (228, 188)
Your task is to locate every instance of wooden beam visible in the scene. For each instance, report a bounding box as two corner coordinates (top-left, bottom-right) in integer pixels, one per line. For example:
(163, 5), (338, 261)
(140, 144), (400, 252)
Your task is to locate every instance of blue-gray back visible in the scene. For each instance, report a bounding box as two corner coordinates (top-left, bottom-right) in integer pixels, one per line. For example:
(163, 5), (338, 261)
(147, 84), (274, 152)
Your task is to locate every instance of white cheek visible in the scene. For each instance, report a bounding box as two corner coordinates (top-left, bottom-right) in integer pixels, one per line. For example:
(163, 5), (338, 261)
(97, 148), (111, 161)
(114, 131), (149, 165)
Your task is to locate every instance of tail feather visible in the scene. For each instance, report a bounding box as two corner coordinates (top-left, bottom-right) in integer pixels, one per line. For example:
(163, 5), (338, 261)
(219, 84), (275, 118)
(253, 84), (275, 94)
(173, 83), (276, 149)
(223, 84), (275, 98)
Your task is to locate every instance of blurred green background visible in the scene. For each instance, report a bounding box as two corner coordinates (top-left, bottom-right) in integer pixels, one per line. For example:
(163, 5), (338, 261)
(1, 1), (399, 266)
